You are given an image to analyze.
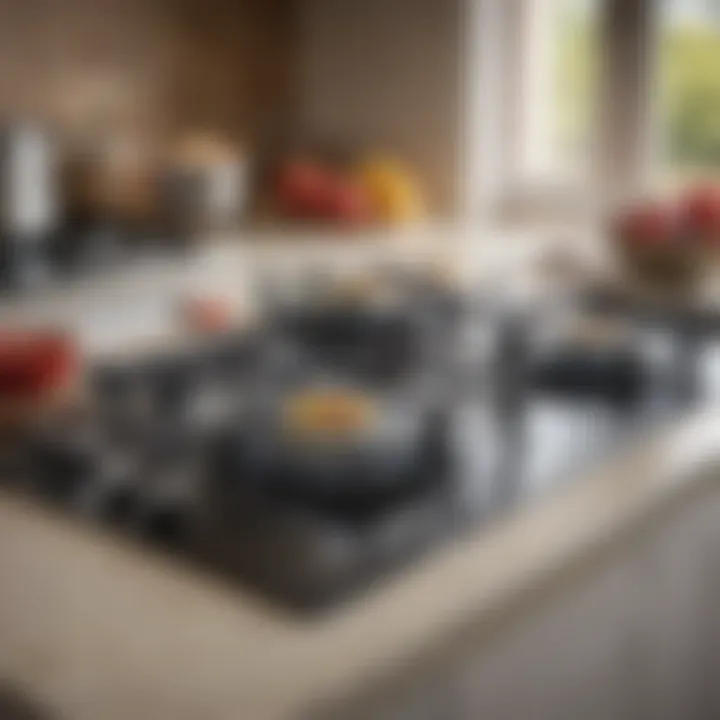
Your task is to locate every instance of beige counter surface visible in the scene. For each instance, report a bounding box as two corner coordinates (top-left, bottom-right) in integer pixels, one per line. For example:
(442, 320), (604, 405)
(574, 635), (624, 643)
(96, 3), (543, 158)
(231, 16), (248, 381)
(1, 405), (719, 720)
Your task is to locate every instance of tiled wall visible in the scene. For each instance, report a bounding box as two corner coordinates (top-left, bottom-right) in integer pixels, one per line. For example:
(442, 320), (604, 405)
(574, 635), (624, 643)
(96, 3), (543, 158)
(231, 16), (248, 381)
(0, 0), (296, 149)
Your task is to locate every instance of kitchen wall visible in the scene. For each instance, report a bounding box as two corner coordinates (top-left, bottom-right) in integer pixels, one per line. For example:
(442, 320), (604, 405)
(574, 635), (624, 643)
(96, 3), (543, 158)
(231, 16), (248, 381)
(0, 0), (478, 217)
(297, 0), (466, 215)
(0, 0), (297, 150)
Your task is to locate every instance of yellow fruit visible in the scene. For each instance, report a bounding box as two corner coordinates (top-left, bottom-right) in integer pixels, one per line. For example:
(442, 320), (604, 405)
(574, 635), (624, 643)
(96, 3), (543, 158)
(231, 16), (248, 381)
(357, 159), (426, 224)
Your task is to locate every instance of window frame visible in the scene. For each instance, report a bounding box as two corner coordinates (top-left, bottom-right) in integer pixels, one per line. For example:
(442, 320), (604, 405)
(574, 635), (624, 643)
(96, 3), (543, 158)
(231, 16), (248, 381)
(467, 0), (660, 223)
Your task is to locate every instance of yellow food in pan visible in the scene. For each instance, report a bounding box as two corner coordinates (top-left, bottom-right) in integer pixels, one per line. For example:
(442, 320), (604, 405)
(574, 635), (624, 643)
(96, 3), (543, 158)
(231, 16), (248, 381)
(283, 389), (377, 440)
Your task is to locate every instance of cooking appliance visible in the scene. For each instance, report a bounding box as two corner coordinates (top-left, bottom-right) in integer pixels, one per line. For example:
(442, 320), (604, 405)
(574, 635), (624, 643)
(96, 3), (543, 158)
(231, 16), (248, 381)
(1, 288), (715, 611)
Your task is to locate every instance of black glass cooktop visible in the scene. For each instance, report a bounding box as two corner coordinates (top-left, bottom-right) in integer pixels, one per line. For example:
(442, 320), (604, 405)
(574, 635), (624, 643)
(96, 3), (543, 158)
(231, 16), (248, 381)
(2, 298), (717, 612)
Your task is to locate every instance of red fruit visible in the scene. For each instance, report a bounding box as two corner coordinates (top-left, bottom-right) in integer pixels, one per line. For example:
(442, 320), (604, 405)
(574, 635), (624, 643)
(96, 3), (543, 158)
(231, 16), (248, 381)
(680, 185), (720, 239)
(616, 202), (677, 246)
(275, 160), (337, 220)
(326, 181), (373, 225)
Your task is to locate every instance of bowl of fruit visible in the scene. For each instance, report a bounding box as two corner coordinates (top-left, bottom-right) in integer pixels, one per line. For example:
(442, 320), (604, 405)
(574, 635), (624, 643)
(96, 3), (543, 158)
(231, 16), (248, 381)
(612, 186), (720, 293)
(679, 184), (720, 247)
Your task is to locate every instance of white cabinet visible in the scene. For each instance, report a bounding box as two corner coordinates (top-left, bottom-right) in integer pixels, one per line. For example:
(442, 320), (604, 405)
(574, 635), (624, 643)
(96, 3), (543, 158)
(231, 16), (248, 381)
(632, 484), (720, 720)
(453, 541), (643, 720)
(324, 480), (720, 720)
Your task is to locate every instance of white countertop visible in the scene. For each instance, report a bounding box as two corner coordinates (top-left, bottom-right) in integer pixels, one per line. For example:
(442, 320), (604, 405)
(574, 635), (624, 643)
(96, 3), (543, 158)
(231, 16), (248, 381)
(0, 407), (719, 720)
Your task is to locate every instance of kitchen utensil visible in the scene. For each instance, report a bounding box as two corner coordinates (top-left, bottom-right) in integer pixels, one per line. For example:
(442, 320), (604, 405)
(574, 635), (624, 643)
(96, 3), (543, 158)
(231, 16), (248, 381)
(161, 133), (248, 239)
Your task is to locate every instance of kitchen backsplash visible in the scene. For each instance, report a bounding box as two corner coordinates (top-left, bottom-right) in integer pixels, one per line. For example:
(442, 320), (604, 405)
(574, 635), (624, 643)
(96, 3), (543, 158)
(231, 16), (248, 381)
(0, 0), (296, 148)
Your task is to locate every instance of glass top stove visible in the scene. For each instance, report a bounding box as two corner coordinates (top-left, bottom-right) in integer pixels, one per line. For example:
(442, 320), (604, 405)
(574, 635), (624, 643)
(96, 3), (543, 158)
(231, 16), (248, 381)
(2, 294), (717, 612)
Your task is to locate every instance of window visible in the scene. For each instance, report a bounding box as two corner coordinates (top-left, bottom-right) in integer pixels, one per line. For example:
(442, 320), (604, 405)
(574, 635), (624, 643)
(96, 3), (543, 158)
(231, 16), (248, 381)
(508, 0), (601, 186)
(553, 0), (601, 175)
(474, 0), (664, 220)
(661, 0), (720, 184)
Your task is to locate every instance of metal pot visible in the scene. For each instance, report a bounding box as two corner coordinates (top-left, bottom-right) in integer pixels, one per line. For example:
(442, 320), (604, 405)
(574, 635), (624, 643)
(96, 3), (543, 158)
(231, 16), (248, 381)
(161, 156), (248, 239)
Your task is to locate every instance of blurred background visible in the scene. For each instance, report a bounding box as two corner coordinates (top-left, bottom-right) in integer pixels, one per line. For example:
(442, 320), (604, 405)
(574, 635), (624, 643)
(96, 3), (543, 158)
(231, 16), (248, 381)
(3, 2), (720, 720)
(0, 0), (716, 241)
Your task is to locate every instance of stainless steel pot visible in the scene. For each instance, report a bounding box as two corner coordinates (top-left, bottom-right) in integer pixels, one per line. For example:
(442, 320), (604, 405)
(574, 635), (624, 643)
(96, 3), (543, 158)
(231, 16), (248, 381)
(162, 157), (248, 239)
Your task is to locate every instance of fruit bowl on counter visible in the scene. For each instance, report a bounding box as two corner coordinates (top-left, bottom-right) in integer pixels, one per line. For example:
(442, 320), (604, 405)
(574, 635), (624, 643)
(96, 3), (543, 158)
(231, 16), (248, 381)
(611, 185), (720, 294)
